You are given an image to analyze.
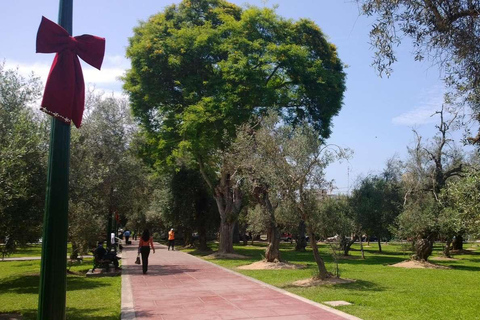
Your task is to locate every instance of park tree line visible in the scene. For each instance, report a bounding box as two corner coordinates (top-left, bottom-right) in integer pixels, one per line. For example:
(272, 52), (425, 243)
(123, 0), (480, 278)
(2, 0), (480, 280)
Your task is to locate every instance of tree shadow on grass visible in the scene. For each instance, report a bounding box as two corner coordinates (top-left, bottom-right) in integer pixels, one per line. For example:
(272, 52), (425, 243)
(17, 308), (121, 320)
(282, 279), (384, 292)
(336, 255), (406, 266)
(336, 279), (386, 292)
(121, 264), (200, 276)
(65, 307), (120, 320)
(0, 274), (110, 295)
(188, 249), (215, 256)
(448, 264), (480, 272)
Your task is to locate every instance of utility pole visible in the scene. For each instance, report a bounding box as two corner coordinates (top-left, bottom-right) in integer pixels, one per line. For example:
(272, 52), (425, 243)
(37, 1), (72, 319)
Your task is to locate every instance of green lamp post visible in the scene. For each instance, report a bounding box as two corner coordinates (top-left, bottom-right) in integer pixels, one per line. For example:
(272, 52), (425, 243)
(37, 1), (72, 319)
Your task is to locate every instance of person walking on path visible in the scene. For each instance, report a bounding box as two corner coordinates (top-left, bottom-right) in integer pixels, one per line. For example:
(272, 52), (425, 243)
(124, 230), (131, 244)
(168, 228), (175, 251)
(138, 229), (155, 274)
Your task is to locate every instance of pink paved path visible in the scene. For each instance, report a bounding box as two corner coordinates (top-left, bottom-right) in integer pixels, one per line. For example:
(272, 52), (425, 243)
(121, 241), (360, 320)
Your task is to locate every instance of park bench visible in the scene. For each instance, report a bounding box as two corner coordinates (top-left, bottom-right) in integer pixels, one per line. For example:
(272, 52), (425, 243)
(91, 250), (115, 272)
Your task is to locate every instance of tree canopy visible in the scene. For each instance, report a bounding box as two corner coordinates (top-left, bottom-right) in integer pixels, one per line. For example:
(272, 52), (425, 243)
(0, 64), (47, 255)
(124, 0), (345, 169)
(124, 0), (346, 253)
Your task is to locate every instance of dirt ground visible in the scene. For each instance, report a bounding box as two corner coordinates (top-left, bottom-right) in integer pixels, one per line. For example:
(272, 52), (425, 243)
(237, 260), (306, 270)
(292, 277), (355, 287)
(390, 260), (451, 269)
(430, 256), (458, 261)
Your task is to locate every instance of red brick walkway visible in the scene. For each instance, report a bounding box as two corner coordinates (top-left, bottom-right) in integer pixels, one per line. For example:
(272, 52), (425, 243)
(121, 241), (360, 320)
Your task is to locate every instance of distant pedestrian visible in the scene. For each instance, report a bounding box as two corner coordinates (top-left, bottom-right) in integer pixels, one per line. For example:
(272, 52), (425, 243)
(138, 229), (155, 274)
(124, 230), (131, 244)
(168, 228), (175, 251)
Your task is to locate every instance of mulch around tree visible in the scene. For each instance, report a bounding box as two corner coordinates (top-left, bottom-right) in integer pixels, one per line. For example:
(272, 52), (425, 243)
(237, 260), (306, 270)
(390, 260), (451, 269)
(292, 277), (356, 287)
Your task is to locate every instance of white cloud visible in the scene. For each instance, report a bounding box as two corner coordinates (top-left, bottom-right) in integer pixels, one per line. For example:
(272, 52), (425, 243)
(4, 54), (128, 87)
(392, 86), (445, 126)
(83, 65), (124, 84)
(105, 55), (130, 68)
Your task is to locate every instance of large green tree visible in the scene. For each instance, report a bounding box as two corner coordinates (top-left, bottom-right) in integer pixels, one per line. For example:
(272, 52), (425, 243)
(0, 64), (47, 256)
(124, 0), (345, 253)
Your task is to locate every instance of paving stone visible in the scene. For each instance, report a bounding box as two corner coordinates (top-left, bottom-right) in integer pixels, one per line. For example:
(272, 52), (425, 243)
(121, 241), (361, 320)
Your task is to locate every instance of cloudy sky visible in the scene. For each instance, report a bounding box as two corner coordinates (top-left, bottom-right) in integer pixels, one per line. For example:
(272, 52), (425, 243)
(1, 0), (463, 193)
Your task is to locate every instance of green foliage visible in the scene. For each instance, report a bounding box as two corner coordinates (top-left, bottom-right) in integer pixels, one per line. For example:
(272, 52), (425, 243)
(441, 167), (480, 237)
(156, 167), (218, 241)
(396, 195), (440, 240)
(68, 92), (152, 252)
(0, 64), (47, 254)
(245, 204), (270, 236)
(124, 0), (345, 172)
(315, 195), (355, 239)
(351, 173), (403, 241)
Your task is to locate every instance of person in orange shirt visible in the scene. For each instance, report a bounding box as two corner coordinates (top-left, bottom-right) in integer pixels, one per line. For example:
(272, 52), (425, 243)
(168, 228), (175, 251)
(138, 229), (155, 274)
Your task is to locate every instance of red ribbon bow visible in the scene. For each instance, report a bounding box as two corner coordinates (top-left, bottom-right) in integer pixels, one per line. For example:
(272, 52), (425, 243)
(36, 16), (105, 128)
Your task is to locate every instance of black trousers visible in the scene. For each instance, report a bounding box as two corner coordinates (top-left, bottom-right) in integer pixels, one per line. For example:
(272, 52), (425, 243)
(104, 252), (119, 268)
(140, 246), (150, 274)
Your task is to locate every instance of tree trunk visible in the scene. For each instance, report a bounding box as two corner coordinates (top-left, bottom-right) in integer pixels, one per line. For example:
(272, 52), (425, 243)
(241, 225), (248, 246)
(377, 238), (382, 253)
(212, 171), (242, 254)
(198, 226), (209, 251)
(183, 229), (193, 248)
(218, 220), (235, 253)
(342, 236), (355, 256)
(253, 185), (281, 262)
(265, 224), (281, 262)
(233, 222), (240, 244)
(199, 161), (241, 255)
(295, 220), (307, 252)
(308, 230), (329, 280)
(444, 238), (452, 258)
(413, 238), (434, 261)
(70, 241), (79, 260)
(360, 236), (365, 259)
(452, 234), (464, 250)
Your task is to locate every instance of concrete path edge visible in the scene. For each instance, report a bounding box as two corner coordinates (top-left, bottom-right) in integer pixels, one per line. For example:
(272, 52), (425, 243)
(121, 271), (136, 320)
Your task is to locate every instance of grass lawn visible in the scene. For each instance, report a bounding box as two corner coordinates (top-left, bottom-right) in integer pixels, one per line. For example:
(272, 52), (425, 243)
(187, 241), (480, 320)
(1, 243), (79, 259)
(0, 259), (120, 319)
